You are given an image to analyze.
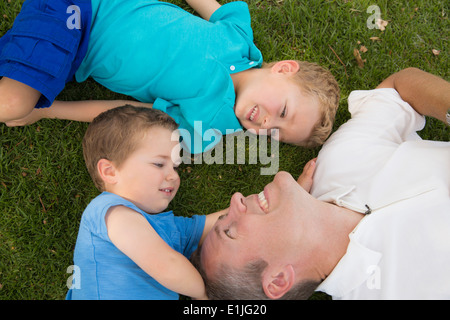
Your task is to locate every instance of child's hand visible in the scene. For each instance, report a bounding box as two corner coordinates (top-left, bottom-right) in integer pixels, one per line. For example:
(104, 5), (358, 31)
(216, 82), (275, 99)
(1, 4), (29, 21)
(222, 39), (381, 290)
(297, 158), (317, 193)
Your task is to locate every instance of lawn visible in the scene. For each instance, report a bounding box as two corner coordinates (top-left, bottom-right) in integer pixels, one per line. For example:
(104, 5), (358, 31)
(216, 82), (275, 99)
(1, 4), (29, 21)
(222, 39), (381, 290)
(0, 0), (448, 300)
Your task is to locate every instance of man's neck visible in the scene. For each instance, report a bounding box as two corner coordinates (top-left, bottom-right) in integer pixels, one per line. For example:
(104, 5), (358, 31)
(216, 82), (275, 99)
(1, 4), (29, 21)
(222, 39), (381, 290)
(314, 203), (364, 280)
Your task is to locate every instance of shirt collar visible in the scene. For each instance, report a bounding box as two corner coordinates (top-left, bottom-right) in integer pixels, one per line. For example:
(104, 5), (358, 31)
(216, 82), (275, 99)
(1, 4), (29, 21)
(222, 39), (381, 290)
(316, 228), (382, 298)
(316, 185), (369, 214)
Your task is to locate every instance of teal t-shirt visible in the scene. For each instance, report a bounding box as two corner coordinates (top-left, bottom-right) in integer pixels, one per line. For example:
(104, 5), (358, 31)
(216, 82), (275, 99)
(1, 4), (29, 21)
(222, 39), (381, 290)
(76, 0), (263, 153)
(66, 192), (206, 300)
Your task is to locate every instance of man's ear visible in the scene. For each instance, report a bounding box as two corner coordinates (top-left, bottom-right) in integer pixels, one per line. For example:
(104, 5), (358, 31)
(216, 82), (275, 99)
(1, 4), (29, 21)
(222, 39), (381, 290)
(262, 265), (295, 299)
(271, 60), (300, 75)
(97, 158), (118, 186)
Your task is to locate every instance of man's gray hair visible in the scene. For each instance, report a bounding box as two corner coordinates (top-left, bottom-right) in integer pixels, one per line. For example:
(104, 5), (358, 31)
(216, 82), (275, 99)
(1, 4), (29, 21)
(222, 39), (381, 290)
(190, 246), (320, 300)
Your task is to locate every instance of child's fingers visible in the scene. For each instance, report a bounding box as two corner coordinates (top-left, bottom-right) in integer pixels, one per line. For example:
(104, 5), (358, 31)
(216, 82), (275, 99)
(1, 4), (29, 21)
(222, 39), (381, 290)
(297, 158), (316, 192)
(300, 158), (316, 177)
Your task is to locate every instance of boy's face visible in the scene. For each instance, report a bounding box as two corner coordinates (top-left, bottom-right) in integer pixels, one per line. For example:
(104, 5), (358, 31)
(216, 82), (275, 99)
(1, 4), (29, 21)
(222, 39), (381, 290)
(234, 63), (321, 144)
(111, 127), (181, 214)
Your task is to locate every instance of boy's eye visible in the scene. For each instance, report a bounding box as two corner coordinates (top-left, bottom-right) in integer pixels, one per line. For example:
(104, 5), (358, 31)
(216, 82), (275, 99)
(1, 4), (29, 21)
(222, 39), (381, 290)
(280, 106), (287, 118)
(153, 163), (164, 168)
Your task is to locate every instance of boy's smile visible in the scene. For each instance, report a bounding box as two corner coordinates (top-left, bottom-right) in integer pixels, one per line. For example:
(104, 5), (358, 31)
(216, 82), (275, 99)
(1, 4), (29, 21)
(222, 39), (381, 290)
(160, 187), (175, 194)
(247, 105), (260, 122)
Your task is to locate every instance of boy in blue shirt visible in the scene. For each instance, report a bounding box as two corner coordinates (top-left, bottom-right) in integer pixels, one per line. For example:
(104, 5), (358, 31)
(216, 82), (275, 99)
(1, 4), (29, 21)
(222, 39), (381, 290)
(66, 105), (225, 299)
(0, 0), (340, 153)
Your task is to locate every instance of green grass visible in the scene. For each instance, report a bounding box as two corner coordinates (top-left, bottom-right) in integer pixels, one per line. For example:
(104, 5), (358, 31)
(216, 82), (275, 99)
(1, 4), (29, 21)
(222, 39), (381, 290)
(0, 0), (448, 300)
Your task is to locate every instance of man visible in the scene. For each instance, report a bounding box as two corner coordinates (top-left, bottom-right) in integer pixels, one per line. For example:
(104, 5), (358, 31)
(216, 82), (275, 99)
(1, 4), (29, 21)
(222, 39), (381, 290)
(191, 68), (450, 299)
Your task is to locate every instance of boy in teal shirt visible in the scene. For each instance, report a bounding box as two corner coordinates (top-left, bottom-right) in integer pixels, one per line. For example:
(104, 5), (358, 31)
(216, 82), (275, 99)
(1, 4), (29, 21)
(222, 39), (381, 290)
(0, 0), (340, 153)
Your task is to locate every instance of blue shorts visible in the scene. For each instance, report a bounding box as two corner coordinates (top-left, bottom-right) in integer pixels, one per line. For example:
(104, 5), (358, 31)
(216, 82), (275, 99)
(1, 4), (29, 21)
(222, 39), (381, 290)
(0, 0), (92, 108)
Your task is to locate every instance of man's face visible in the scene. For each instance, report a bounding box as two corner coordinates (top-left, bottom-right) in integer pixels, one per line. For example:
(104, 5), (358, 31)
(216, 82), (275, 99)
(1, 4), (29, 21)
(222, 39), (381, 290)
(201, 171), (309, 277)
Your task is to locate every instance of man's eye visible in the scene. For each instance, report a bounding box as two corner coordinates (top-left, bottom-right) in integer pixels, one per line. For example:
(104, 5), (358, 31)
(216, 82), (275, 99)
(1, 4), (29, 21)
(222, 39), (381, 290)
(153, 163), (164, 168)
(224, 229), (234, 239)
(280, 106), (287, 118)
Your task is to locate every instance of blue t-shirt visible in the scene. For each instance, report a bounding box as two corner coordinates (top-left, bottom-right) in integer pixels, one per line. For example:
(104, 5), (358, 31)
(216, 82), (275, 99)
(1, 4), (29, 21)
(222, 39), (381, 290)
(66, 192), (206, 300)
(75, 0), (263, 153)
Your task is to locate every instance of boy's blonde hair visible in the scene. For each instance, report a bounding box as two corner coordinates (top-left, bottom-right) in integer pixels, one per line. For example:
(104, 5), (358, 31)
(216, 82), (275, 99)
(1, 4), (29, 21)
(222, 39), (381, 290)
(83, 105), (179, 191)
(264, 60), (340, 148)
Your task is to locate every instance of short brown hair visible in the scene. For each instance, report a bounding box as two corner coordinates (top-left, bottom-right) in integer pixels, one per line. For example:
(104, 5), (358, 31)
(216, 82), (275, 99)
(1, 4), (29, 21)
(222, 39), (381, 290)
(190, 246), (320, 300)
(264, 60), (340, 147)
(82, 105), (178, 191)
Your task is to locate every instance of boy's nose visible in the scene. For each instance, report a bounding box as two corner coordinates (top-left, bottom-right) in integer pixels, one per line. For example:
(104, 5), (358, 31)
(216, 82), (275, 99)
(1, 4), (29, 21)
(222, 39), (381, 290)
(261, 116), (270, 129)
(166, 168), (179, 180)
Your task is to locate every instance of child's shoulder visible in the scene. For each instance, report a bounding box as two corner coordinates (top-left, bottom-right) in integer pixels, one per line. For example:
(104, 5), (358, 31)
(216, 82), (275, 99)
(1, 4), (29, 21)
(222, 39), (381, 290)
(87, 191), (129, 208)
(83, 192), (139, 221)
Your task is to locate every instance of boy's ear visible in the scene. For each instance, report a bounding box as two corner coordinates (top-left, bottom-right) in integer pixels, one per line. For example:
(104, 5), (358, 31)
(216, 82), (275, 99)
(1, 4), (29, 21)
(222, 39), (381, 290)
(271, 60), (300, 75)
(262, 264), (295, 299)
(97, 158), (118, 185)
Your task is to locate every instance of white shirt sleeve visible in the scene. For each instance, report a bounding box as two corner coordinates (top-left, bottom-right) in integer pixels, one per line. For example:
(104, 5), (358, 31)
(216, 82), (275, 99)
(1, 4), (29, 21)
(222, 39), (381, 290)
(347, 88), (425, 143)
(311, 88), (426, 201)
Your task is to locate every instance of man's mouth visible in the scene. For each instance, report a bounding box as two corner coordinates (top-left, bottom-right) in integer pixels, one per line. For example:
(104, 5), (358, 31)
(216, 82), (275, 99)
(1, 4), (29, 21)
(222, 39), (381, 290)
(247, 105), (259, 122)
(258, 191), (268, 212)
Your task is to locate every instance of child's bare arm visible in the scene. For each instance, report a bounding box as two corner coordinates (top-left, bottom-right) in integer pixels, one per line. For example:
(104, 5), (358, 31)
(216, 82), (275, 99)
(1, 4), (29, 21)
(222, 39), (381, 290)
(185, 0), (221, 20)
(376, 68), (450, 124)
(5, 99), (153, 127)
(105, 205), (207, 299)
(200, 208), (229, 245)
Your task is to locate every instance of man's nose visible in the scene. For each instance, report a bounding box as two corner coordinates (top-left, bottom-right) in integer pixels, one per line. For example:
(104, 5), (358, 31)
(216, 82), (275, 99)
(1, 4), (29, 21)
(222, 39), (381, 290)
(230, 192), (247, 215)
(274, 171), (292, 185)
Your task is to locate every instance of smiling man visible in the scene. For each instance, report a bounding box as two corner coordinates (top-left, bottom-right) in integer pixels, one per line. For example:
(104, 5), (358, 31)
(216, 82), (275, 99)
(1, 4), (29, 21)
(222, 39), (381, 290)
(195, 171), (364, 299)
(191, 68), (450, 300)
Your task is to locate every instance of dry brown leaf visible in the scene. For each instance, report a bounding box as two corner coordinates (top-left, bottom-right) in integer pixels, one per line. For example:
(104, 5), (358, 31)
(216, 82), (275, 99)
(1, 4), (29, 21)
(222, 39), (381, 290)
(360, 45), (368, 53)
(353, 48), (365, 68)
(370, 37), (382, 42)
(432, 49), (440, 56)
(376, 18), (389, 31)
